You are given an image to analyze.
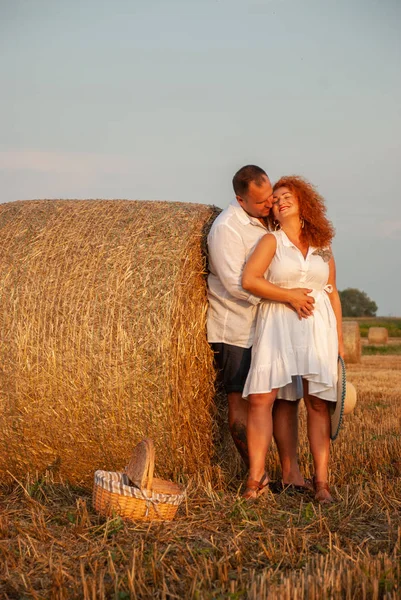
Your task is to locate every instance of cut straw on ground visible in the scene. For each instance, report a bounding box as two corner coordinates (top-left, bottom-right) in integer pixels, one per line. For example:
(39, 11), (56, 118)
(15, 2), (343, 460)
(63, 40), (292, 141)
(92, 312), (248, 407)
(1, 355), (401, 599)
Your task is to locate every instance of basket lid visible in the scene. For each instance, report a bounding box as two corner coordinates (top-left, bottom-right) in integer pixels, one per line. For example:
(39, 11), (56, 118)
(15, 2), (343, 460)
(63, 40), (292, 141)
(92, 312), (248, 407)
(125, 438), (155, 491)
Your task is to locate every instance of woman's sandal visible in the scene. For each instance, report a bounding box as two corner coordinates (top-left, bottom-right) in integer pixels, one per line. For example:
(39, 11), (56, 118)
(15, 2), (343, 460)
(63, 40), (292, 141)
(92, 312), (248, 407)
(313, 477), (335, 504)
(242, 472), (270, 500)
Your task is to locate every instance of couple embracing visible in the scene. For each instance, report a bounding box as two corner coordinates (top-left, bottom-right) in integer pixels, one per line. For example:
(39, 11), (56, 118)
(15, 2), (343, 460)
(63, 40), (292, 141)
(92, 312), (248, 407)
(207, 165), (344, 504)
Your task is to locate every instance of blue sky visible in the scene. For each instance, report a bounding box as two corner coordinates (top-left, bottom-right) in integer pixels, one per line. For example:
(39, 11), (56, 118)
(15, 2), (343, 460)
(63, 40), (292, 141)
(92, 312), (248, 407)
(1, 0), (400, 315)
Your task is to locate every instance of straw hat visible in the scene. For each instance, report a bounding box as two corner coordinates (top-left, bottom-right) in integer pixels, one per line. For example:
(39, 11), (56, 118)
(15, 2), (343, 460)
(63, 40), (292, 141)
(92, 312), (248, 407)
(330, 356), (357, 441)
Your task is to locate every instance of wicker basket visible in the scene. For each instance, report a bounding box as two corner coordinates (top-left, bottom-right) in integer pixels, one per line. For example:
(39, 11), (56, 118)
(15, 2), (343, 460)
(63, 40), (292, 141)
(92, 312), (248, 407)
(93, 440), (185, 522)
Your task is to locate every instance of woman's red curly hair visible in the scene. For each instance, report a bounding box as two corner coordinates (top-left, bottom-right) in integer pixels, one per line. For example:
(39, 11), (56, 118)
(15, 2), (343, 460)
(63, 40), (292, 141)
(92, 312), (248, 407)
(269, 176), (335, 248)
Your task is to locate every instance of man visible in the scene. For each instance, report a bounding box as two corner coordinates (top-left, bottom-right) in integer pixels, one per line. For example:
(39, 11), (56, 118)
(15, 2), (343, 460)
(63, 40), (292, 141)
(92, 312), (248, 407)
(207, 165), (314, 487)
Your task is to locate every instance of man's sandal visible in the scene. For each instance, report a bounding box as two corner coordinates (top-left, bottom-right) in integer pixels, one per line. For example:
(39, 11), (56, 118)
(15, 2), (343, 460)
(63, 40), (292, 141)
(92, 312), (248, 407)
(242, 472), (269, 500)
(281, 478), (314, 495)
(313, 478), (334, 504)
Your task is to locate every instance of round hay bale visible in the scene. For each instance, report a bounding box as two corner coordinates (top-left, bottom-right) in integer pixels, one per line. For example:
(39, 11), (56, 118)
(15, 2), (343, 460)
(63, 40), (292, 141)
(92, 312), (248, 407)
(342, 321), (361, 364)
(0, 199), (221, 485)
(368, 327), (388, 344)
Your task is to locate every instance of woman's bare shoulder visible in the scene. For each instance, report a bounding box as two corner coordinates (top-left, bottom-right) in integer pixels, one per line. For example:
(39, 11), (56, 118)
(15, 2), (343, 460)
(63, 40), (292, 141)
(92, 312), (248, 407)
(258, 232), (278, 247)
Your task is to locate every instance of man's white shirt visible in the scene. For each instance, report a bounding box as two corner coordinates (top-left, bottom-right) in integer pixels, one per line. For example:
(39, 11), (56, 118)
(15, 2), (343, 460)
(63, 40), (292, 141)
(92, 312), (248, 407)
(207, 199), (268, 348)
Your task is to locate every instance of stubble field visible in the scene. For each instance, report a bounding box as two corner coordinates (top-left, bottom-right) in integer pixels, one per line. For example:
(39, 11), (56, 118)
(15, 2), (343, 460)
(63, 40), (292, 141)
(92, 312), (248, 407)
(1, 354), (401, 599)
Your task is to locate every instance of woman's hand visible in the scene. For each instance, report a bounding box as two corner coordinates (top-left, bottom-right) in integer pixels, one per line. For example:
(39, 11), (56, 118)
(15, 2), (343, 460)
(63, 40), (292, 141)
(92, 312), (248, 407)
(287, 288), (315, 319)
(338, 338), (345, 358)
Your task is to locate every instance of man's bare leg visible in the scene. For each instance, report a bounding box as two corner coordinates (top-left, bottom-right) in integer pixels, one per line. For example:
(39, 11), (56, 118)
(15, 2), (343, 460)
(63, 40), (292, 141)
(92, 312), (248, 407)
(228, 391), (249, 468)
(272, 398), (305, 486)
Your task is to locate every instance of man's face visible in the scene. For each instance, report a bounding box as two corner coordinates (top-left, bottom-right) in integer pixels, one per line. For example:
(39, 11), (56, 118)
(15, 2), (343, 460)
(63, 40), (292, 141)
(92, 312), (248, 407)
(236, 177), (273, 219)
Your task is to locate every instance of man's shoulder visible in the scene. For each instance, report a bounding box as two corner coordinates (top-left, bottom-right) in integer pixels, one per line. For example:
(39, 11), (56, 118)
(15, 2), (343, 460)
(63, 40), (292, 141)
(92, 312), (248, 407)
(209, 202), (243, 235)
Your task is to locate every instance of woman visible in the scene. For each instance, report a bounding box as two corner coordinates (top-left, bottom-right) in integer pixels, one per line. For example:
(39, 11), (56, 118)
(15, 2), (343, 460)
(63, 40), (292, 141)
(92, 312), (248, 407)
(241, 176), (344, 503)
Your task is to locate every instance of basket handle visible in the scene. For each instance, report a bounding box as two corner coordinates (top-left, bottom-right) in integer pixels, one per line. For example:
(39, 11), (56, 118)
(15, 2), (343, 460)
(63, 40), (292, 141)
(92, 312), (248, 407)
(125, 437), (155, 491)
(143, 438), (155, 491)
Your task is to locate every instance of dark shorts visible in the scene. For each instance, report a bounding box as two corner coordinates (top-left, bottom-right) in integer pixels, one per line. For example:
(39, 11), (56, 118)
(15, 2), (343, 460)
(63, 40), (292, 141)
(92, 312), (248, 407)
(211, 342), (252, 394)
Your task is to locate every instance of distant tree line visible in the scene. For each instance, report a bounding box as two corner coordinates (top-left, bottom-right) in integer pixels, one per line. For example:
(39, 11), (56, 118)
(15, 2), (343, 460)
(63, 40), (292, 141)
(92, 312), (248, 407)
(339, 288), (378, 317)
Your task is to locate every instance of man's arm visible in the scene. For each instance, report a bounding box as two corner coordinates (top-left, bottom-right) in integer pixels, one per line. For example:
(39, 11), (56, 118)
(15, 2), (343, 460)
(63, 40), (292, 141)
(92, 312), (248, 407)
(209, 226), (314, 317)
(208, 223), (261, 305)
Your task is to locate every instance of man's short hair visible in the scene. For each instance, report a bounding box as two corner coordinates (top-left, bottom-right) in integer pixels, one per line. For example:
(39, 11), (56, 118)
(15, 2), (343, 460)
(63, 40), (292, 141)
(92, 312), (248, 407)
(232, 165), (268, 197)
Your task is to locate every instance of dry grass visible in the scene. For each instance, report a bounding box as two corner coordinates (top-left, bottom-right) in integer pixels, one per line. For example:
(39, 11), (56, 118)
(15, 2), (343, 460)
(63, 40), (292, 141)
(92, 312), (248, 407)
(0, 200), (221, 485)
(363, 345), (401, 356)
(1, 199), (401, 597)
(1, 354), (401, 599)
(362, 338), (401, 347)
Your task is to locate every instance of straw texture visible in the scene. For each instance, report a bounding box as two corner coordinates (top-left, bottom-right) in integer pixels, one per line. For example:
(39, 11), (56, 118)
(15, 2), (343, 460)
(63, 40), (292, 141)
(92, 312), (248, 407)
(342, 321), (361, 364)
(0, 199), (220, 484)
(368, 326), (388, 344)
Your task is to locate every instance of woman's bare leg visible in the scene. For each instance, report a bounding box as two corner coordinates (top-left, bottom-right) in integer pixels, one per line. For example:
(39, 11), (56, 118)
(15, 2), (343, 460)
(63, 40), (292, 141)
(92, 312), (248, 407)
(246, 390), (278, 492)
(303, 379), (333, 502)
(273, 399), (305, 485)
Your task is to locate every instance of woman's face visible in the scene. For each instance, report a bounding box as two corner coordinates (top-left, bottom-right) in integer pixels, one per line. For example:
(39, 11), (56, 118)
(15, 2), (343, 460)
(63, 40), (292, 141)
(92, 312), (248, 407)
(272, 186), (300, 222)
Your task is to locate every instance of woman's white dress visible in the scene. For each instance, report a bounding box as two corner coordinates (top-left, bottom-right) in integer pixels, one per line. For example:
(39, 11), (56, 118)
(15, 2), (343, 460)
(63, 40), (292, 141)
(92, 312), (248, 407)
(243, 230), (338, 402)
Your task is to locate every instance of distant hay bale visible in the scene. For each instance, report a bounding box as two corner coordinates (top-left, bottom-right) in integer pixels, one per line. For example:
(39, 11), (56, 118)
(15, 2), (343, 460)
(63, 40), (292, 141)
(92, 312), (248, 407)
(342, 321), (361, 363)
(0, 199), (221, 485)
(368, 327), (388, 344)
